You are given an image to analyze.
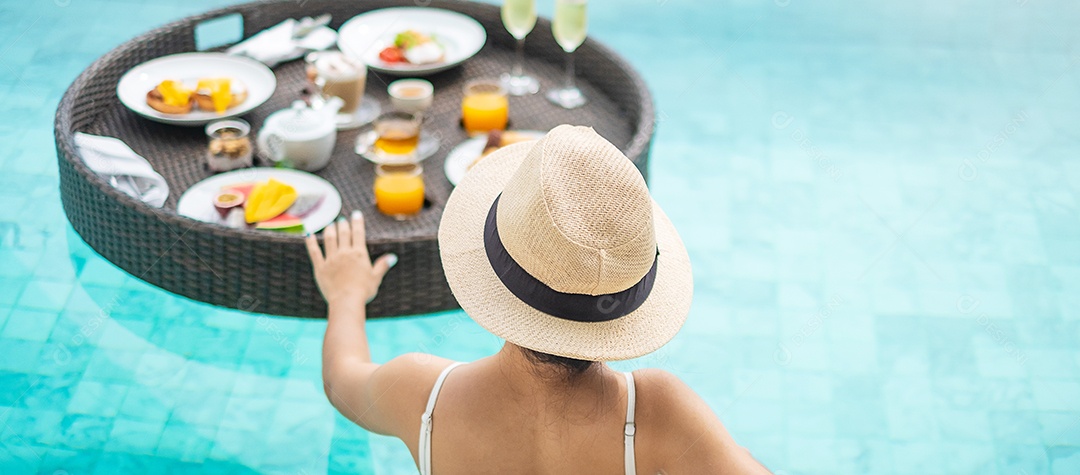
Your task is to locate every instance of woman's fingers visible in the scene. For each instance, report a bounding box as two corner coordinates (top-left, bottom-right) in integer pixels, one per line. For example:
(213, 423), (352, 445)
(304, 232), (324, 267)
(350, 210), (368, 259)
(372, 253), (398, 281)
(336, 216), (351, 250)
(323, 220), (338, 256)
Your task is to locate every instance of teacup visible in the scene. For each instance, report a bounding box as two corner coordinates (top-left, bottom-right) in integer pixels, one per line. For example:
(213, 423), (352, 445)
(388, 79), (434, 115)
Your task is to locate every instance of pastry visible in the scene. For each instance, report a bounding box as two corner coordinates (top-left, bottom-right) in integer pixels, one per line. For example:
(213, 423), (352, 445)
(146, 80), (194, 114)
(194, 78), (248, 114)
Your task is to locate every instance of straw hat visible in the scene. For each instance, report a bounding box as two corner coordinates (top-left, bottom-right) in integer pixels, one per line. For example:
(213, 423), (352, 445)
(438, 125), (692, 361)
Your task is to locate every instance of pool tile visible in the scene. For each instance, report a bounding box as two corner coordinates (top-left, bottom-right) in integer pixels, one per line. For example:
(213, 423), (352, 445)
(995, 444), (1049, 475)
(0, 444), (41, 474)
(938, 442), (998, 474)
(82, 348), (142, 382)
(77, 258), (130, 287)
(15, 278), (73, 312)
(1032, 380), (1080, 412)
(17, 375), (74, 412)
(1, 308), (59, 341)
(155, 423), (216, 463)
(833, 399), (886, 438)
(787, 435), (839, 473)
(834, 438), (894, 474)
(937, 408), (993, 442)
(724, 400), (785, 436)
(989, 410), (1044, 445)
(131, 352), (187, 389)
(0, 340), (44, 373)
(92, 451), (162, 475)
(38, 448), (100, 475)
(102, 418), (166, 455)
(118, 385), (174, 423)
(1049, 448), (1080, 474)
(890, 441), (945, 474)
(328, 436), (375, 474)
(0, 248), (40, 278)
(59, 414), (114, 451)
(67, 380), (128, 418)
(0, 278), (26, 306)
(169, 390), (230, 427)
(220, 396), (277, 432)
(6, 406), (64, 447)
(94, 320), (154, 351)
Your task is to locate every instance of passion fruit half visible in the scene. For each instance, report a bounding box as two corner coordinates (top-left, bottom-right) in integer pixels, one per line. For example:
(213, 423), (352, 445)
(213, 191), (245, 219)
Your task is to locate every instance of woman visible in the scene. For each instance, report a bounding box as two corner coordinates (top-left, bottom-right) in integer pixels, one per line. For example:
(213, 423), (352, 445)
(306, 126), (770, 474)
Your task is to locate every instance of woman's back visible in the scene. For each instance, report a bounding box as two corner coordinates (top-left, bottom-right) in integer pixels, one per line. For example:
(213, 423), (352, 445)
(421, 360), (631, 474)
(367, 350), (768, 474)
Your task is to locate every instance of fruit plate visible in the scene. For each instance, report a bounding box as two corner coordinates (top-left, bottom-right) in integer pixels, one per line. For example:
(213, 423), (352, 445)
(444, 131), (545, 186)
(337, 7), (486, 76)
(177, 168), (342, 233)
(117, 53), (277, 126)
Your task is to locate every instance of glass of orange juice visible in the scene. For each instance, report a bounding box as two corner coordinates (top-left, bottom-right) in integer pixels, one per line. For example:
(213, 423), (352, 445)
(374, 163), (425, 220)
(461, 79), (509, 136)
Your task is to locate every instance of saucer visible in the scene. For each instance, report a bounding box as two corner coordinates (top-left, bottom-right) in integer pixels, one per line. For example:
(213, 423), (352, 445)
(335, 95), (382, 130)
(355, 130), (440, 164)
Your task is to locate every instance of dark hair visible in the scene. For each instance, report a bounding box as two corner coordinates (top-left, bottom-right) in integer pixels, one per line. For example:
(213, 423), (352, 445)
(521, 347), (596, 378)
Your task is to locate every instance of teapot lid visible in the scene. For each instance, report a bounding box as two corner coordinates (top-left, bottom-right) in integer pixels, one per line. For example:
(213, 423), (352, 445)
(266, 101), (334, 140)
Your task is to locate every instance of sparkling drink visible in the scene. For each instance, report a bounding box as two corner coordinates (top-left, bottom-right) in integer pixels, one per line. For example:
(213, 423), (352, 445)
(500, 0), (540, 95)
(547, 0), (588, 108)
(553, 0), (587, 53)
(501, 0), (537, 39)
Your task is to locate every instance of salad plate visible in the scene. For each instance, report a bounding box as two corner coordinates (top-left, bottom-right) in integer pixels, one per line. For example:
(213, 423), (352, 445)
(337, 7), (486, 76)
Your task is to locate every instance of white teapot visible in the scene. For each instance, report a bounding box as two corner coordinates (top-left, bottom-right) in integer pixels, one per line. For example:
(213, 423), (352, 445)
(257, 97), (343, 172)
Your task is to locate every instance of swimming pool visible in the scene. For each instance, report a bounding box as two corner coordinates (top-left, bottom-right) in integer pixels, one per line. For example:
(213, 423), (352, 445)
(2, 0), (1078, 473)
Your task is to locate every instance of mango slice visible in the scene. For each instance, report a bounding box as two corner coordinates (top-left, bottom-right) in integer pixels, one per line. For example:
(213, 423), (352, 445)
(244, 179), (297, 224)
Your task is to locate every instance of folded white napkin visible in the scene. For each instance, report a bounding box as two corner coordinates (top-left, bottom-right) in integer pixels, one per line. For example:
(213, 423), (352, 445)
(226, 17), (338, 67)
(74, 132), (170, 208)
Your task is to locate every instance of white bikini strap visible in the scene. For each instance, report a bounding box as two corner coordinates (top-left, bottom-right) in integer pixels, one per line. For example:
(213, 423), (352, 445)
(419, 362), (465, 475)
(624, 371), (637, 475)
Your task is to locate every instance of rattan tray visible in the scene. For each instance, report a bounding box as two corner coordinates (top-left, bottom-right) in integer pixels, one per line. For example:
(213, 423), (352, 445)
(54, 0), (654, 318)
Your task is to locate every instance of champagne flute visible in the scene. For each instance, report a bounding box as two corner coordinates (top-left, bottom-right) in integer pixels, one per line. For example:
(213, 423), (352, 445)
(501, 0), (540, 95)
(547, 0), (588, 109)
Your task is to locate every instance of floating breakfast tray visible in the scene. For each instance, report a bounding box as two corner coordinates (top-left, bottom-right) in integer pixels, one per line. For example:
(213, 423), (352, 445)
(54, 0), (654, 318)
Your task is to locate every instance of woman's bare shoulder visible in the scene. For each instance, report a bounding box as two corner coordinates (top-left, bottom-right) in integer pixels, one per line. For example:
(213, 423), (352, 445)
(367, 353), (458, 437)
(632, 369), (772, 474)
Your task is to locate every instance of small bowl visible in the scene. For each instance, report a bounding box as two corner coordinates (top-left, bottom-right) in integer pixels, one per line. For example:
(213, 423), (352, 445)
(388, 79), (434, 114)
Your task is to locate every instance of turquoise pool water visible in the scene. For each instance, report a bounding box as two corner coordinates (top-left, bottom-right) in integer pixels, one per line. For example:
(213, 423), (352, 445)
(2, 0), (1079, 473)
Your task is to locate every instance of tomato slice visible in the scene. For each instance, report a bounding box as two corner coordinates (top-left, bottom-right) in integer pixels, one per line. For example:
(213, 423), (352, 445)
(379, 47), (406, 63)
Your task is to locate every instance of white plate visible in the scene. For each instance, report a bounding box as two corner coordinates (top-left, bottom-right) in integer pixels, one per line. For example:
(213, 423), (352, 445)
(117, 53), (277, 126)
(444, 131), (545, 186)
(177, 168), (342, 233)
(337, 8), (486, 76)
